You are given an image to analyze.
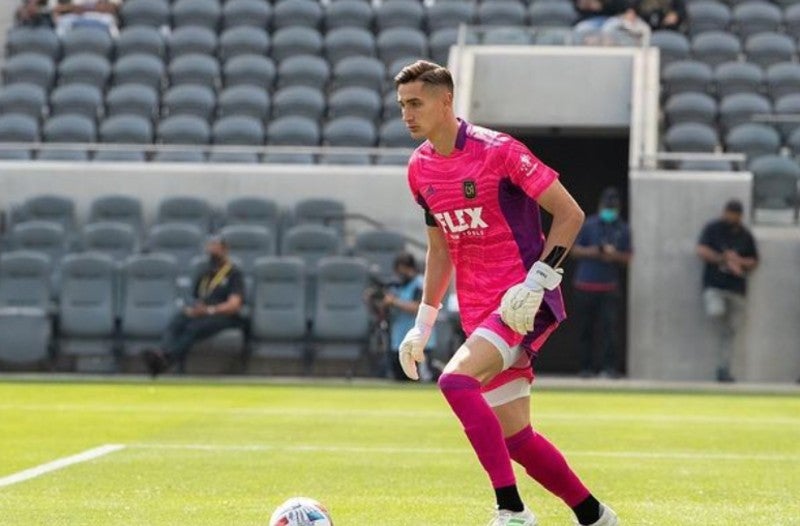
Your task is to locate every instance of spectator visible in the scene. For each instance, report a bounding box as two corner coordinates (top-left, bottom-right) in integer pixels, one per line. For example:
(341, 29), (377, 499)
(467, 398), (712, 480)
(16, 0), (53, 27)
(575, 0), (649, 45)
(143, 236), (245, 377)
(50, 0), (122, 37)
(574, 0), (628, 31)
(635, 0), (686, 31)
(570, 187), (633, 378)
(696, 199), (759, 383)
(382, 252), (438, 382)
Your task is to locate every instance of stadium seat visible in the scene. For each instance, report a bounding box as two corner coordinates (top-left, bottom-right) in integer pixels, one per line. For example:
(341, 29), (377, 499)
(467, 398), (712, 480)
(10, 221), (67, 272)
(732, 1), (782, 39)
(146, 223), (205, 269)
(664, 122), (719, 151)
(483, 27), (532, 45)
(322, 116), (376, 165)
(718, 92), (772, 132)
(218, 85), (271, 120)
(88, 195), (144, 235)
(272, 86), (326, 120)
(209, 115), (264, 164)
(749, 154), (800, 211)
(168, 25), (218, 60)
(219, 224), (275, 273)
(377, 28), (428, 66)
(331, 56), (385, 91)
(353, 229), (407, 281)
(725, 122), (782, 159)
(225, 197), (281, 242)
(661, 60), (714, 96)
(223, 54), (276, 88)
(785, 4), (800, 39)
(14, 195), (76, 233)
(281, 224), (342, 269)
(0, 113), (38, 159)
(120, 0), (170, 28)
(49, 84), (102, 120)
(57, 53), (111, 91)
(378, 118), (419, 164)
(157, 115), (212, 158)
(328, 87), (381, 121)
(765, 62), (800, 101)
(112, 53), (165, 91)
(172, 0), (221, 29)
(58, 253), (117, 370)
(528, 2), (577, 27)
(219, 26), (270, 61)
(325, 0), (374, 31)
(156, 196), (214, 232)
(40, 115), (96, 161)
(223, 0), (272, 29)
(478, 1), (527, 26)
(650, 30), (691, 68)
(714, 61), (764, 98)
(264, 116), (320, 164)
(429, 27), (479, 65)
(163, 85), (217, 121)
(0, 83), (46, 120)
(691, 31), (741, 68)
(325, 27), (377, 65)
(169, 53), (221, 89)
(774, 94), (800, 138)
(278, 55), (331, 90)
(117, 25), (165, 59)
(382, 91), (401, 120)
(96, 114), (153, 161)
(686, 1), (732, 36)
(80, 222), (139, 262)
(664, 92), (718, 126)
(426, 2), (475, 32)
(293, 198), (346, 233)
(272, 26), (324, 62)
(376, 1), (425, 30)
(6, 26), (60, 60)
(61, 26), (114, 58)
(274, 0), (323, 29)
(4, 53), (55, 90)
(105, 84), (159, 120)
(745, 32), (796, 68)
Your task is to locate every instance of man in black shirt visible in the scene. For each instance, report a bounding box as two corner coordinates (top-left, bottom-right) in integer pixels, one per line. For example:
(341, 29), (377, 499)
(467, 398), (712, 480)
(696, 200), (758, 382)
(144, 236), (245, 377)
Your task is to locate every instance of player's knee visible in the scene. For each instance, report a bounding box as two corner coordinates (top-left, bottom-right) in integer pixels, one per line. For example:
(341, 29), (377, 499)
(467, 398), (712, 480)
(437, 371), (480, 393)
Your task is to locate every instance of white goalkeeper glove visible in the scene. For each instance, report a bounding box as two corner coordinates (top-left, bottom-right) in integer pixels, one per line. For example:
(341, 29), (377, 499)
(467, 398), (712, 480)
(499, 261), (563, 335)
(398, 303), (439, 381)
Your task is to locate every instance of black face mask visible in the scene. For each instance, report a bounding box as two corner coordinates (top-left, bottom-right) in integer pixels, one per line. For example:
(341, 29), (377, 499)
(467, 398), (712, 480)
(208, 254), (224, 268)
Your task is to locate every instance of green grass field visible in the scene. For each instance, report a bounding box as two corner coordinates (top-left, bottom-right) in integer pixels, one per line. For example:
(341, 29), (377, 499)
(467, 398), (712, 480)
(0, 378), (798, 526)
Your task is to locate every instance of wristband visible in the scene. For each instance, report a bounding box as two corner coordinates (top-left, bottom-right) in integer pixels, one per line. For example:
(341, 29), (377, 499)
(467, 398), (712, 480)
(415, 303), (439, 329)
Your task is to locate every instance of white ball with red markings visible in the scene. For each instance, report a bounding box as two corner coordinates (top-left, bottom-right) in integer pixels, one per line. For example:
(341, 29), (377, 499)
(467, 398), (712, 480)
(269, 497), (334, 526)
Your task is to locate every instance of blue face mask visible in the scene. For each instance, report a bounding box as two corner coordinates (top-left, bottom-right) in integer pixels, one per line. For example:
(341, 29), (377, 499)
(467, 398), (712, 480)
(599, 208), (619, 222)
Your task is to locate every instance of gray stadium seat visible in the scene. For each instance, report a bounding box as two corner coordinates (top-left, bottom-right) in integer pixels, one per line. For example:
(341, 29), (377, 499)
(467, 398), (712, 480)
(57, 53), (111, 90)
(725, 122), (781, 159)
(11, 221), (67, 269)
(745, 32), (796, 68)
(377, 28), (428, 66)
(478, 1), (527, 26)
(429, 27), (479, 65)
(210, 115), (264, 164)
(661, 60), (714, 96)
(383, 91), (401, 120)
(49, 84), (103, 120)
(787, 126), (800, 156)
(353, 230), (407, 281)
(105, 84), (159, 119)
(274, 0), (323, 29)
(172, 0), (221, 29)
(169, 53), (221, 88)
(218, 85), (270, 120)
(163, 85), (217, 121)
(0, 251), (52, 364)
(749, 154), (800, 211)
(483, 27), (532, 45)
(120, 0), (170, 28)
(785, 4), (800, 39)
(650, 30), (691, 67)
(0, 113), (38, 159)
(293, 198), (346, 233)
(774, 94), (800, 138)
(146, 223), (205, 268)
(281, 224), (342, 269)
(278, 55), (331, 90)
(532, 29), (573, 47)
(322, 116), (377, 165)
(714, 61), (764, 98)
(272, 26), (324, 62)
(765, 62), (800, 101)
(325, 0), (374, 31)
(156, 196), (214, 232)
(223, 54), (276, 88)
(265, 116), (320, 164)
(225, 197), (281, 244)
(376, 1), (425, 30)
(691, 31), (741, 68)
(220, 224), (274, 272)
(112, 53), (165, 91)
(4, 53), (55, 90)
(40, 115), (96, 161)
(331, 56), (385, 91)
(325, 27), (376, 65)
(426, 2), (475, 32)
(117, 25), (165, 59)
(378, 117), (420, 164)
(664, 92), (718, 126)
(81, 222), (138, 262)
(219, 26), (270, 61)
(158, 114), (212, 145)
(15, 195), (76, 233)
(6, 26), (60, 60)
(719, 92), (772, 132)
(223, 0), (272, 29)
(528, 2), (577, 27)
(273, 86), (326, 120)
(61, 26), (114, 58)
(732, 2), (782, 39)
(96, 115), (153, 162)
(88, 195), (144, 234)
(328, 87), (381, 120)
(0, 83), (46, 120)
(687, 1), (732, 36)
(664, 122), (719, 151)
(168, 25), (218, 59)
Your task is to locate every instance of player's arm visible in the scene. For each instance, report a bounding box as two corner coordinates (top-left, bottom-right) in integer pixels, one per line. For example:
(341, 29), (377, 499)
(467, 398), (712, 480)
(536, 180), (585, 267)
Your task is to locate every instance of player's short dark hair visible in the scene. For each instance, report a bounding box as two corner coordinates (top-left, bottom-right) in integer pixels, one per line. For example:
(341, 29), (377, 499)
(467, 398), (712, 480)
(724, 199), (744, 214)
(394, 60), (454, 93)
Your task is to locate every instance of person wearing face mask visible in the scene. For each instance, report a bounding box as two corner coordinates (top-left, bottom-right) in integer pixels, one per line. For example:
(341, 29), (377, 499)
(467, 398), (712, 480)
(570, 187), (632, 378)
(696, 199), (758, 383)
(143, 236), (245, 377)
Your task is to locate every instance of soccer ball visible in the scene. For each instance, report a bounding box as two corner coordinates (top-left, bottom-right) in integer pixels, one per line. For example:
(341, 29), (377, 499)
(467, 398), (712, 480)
(269, 497), (334, 526)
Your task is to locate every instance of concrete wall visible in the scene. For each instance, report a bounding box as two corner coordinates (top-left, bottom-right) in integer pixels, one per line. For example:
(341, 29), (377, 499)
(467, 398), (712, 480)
(629, 170), (800, 383)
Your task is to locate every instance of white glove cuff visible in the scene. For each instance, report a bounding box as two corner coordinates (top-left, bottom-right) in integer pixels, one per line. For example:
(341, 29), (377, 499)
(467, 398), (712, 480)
(524, 261), (563, 291)
(415, 303), (439, 329)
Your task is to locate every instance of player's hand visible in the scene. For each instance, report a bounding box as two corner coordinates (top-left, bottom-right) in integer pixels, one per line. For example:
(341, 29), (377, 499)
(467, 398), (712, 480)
(398, 303), (439, 380)
(499, 261), (562, 334)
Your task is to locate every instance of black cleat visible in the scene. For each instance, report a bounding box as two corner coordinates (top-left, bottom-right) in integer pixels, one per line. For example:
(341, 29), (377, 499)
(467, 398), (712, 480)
(142, 348), (169, 378)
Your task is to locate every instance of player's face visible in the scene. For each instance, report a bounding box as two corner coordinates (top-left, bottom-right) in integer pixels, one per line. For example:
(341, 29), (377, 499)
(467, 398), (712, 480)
(396, 81), (451, 140)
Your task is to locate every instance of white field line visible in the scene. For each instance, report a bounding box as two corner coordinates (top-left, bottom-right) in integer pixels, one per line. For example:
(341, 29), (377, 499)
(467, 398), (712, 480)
(0, 403), (798, 426)
(0, 444), (125, 489)
(127, 443), (800, 462)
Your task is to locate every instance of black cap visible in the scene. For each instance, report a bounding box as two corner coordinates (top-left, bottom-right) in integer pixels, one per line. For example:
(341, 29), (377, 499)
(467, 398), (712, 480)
(724, 199), (744, 214)
(393, 251), (417, 270)
(599, 187), (621, 209)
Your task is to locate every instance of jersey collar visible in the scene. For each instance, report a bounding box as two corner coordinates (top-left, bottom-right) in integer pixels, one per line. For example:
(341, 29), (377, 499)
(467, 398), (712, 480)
(454, 118), (468, 150)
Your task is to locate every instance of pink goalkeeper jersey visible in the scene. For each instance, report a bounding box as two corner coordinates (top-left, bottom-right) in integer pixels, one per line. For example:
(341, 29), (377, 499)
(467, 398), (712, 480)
(408, 120), (567, 335)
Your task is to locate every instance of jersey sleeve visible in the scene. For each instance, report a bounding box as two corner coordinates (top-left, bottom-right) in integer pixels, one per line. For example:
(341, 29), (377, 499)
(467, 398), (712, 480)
(504, 139), (559, 200)
(407, 155), (438, 227)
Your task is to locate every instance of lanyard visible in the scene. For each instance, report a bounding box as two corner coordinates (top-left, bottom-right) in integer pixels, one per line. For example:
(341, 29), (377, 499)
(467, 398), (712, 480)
(199, 262), (232, 299)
